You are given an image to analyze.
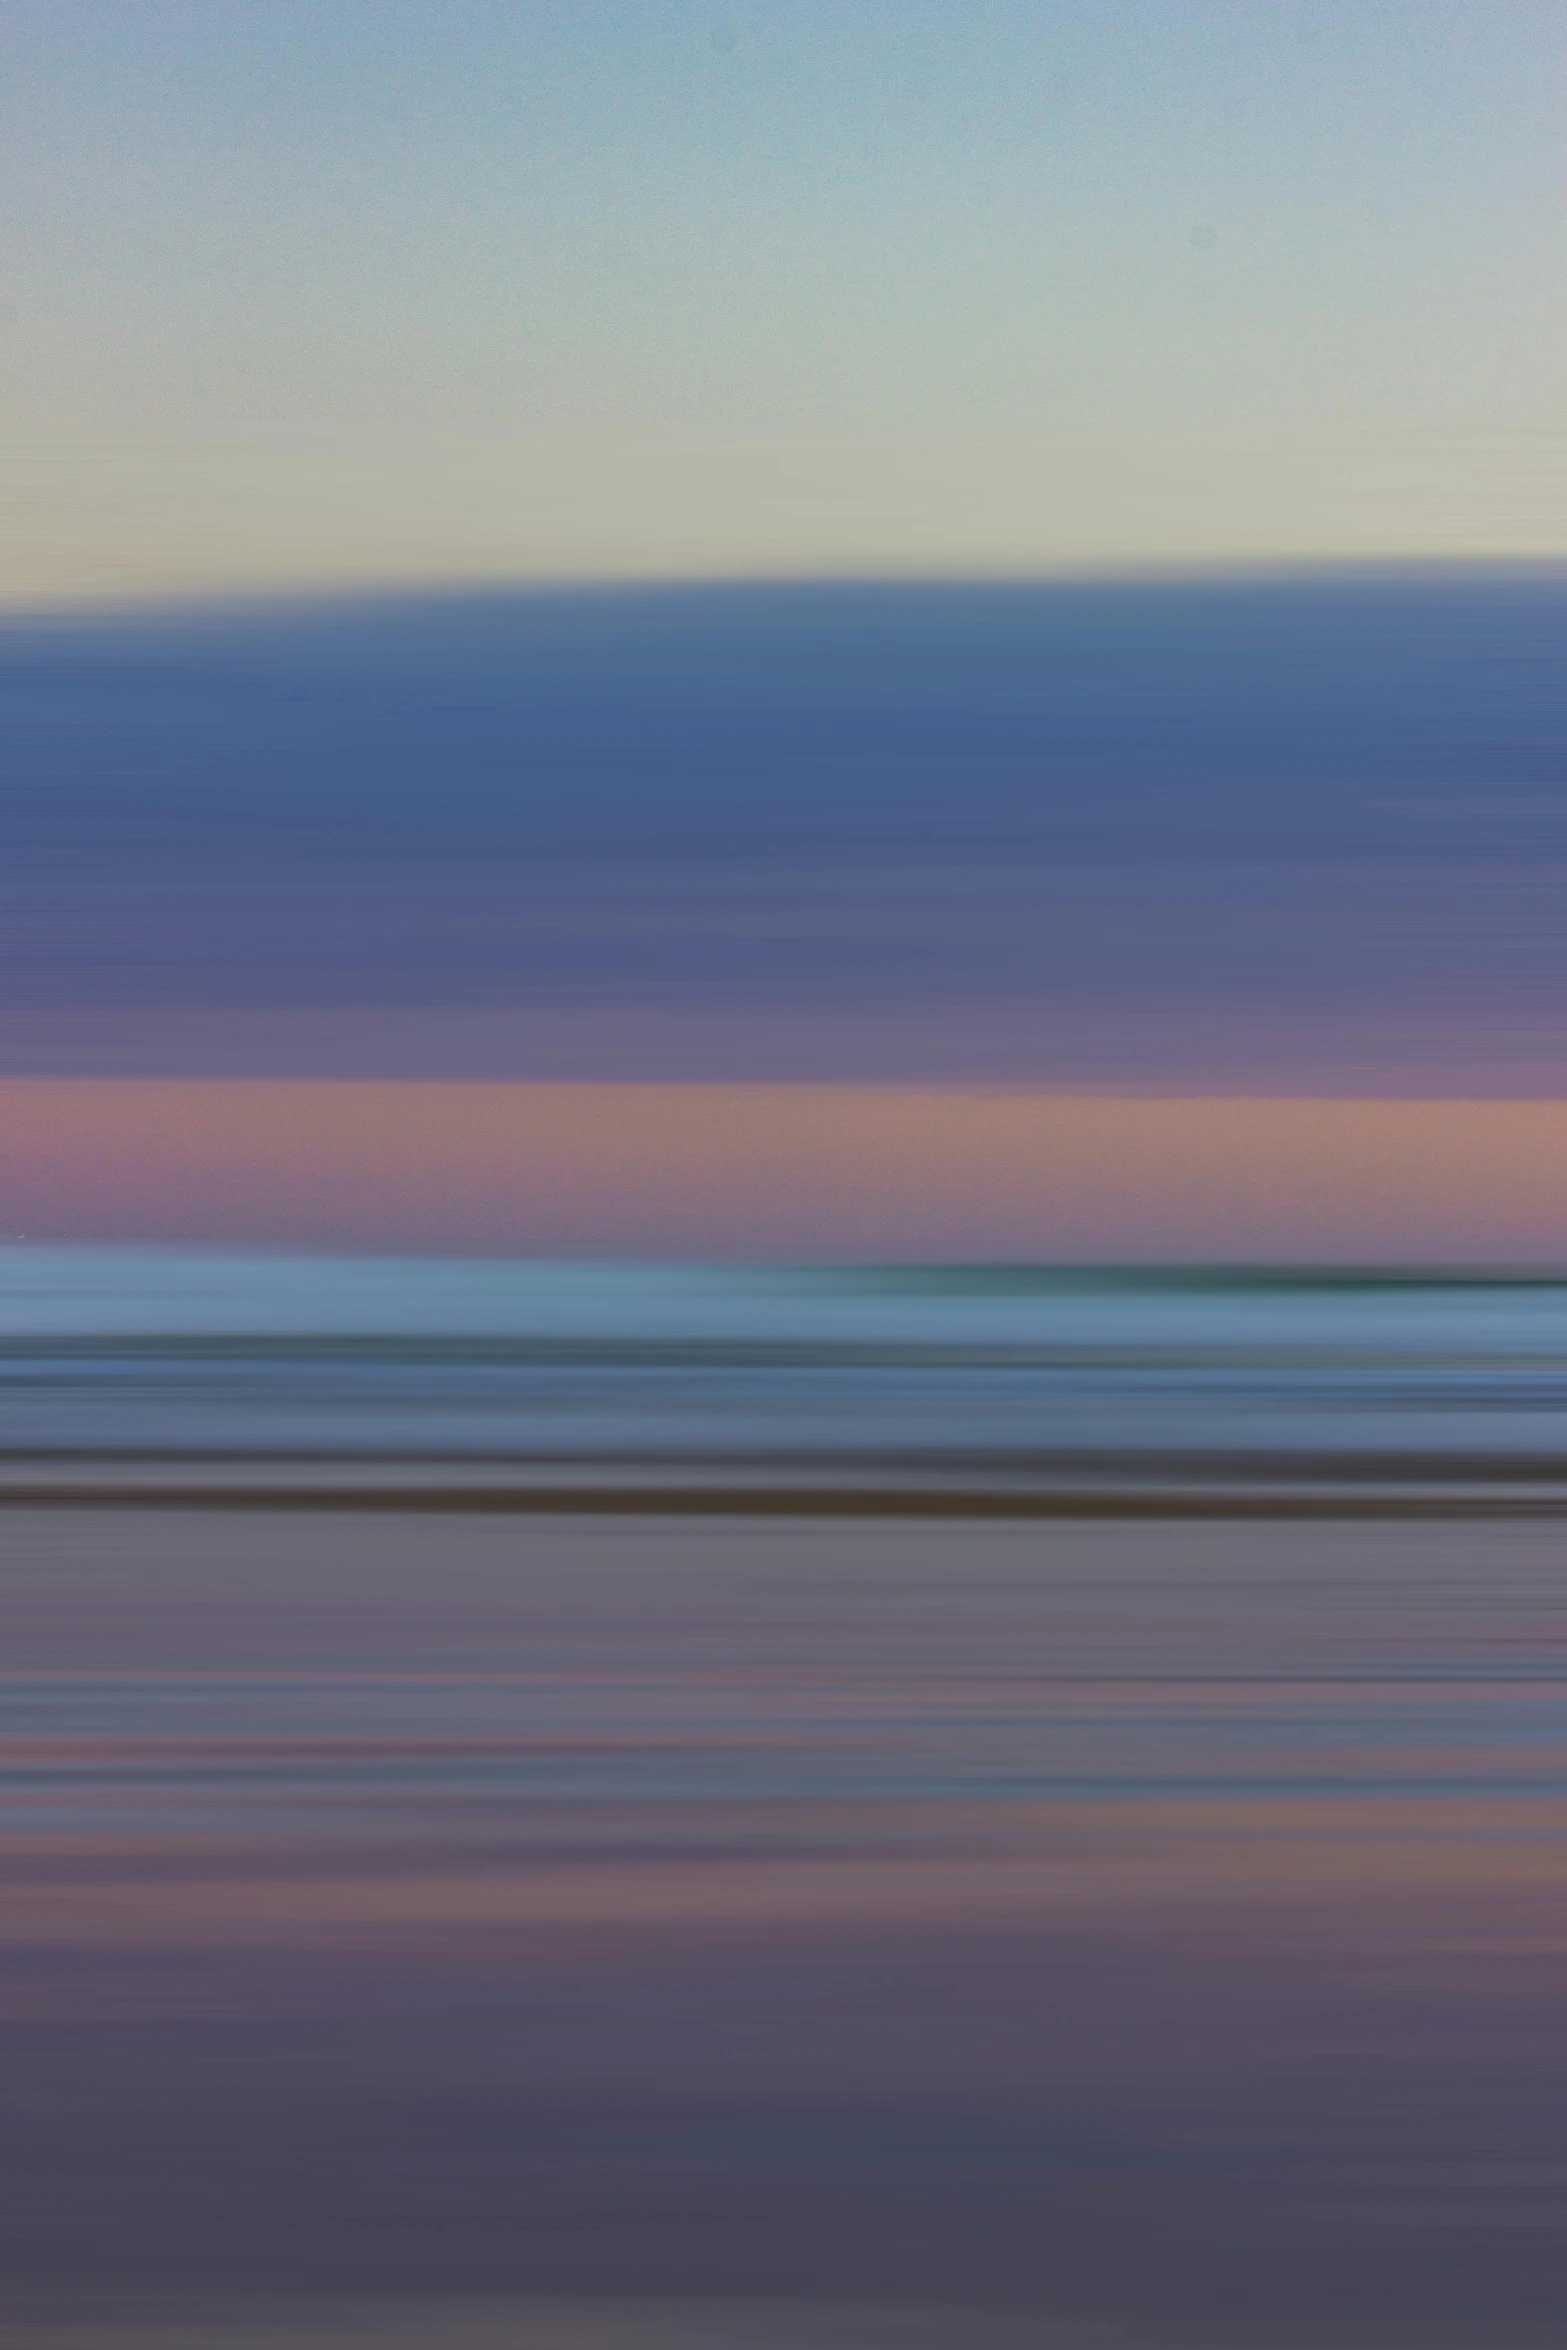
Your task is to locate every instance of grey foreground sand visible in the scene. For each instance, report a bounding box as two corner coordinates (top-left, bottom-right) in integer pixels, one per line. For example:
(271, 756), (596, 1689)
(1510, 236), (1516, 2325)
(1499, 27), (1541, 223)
(7, 1508), (1567, 2347)
(5, 2305), (1122, 2350)
(0, 2300), (1121, 2350)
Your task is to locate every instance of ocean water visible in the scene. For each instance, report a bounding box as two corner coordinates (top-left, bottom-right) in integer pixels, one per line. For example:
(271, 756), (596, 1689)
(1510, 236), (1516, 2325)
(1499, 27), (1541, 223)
(4, 1245), (1567, 1477)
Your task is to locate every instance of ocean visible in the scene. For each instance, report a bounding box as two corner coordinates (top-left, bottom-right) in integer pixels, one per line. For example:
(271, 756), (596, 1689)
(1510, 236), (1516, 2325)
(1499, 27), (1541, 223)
(4, 1246), (1567, 1486)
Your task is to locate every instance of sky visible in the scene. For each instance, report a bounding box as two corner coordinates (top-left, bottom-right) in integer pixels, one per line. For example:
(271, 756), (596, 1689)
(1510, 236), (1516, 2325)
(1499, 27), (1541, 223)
(3, 4), (1566, 1255)
(3, 0), (1565, 600)
(6, 573), (1567, 1096)
(11, 1084), (1567, 1261)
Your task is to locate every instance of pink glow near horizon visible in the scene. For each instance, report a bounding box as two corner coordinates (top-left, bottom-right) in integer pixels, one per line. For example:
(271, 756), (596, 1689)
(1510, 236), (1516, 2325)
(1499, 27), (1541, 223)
(3, 1081), (1565, 1260)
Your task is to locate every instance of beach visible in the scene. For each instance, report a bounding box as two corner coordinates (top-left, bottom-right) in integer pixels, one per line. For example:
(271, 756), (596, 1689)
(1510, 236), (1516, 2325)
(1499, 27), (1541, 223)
(8, 1503), (1567, 2345)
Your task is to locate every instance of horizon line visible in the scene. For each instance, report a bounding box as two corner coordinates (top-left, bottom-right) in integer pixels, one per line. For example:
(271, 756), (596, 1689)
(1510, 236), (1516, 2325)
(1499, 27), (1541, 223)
(5, 553), (1567, 627)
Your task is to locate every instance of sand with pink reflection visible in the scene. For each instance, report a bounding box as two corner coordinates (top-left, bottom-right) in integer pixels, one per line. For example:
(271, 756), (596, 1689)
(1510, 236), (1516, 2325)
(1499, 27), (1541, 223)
(5, 1510), (1567, 2343)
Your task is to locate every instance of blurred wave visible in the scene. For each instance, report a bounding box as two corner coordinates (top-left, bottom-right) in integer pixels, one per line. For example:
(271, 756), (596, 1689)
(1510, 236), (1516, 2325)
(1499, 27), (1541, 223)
(5, 1246), (1567, 1496)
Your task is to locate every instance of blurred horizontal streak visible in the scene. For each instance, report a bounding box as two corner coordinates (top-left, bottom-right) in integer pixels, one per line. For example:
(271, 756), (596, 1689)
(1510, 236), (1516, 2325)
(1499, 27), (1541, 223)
(7, 1000), (1567, 1094)
(5, 575), (1567, 1090)
(0, 2298), (1064, 2348)
(6, 1082), (1567, 1256)
(2, 1481), (1567, 1519)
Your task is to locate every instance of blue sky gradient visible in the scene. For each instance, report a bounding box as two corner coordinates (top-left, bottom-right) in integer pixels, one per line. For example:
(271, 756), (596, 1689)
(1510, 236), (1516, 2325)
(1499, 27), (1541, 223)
(4, 2), (1564, 595)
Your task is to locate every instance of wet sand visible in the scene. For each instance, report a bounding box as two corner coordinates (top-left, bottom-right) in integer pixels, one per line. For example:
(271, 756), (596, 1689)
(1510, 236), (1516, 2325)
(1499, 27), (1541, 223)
(7, 1507), (1567, 2346)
